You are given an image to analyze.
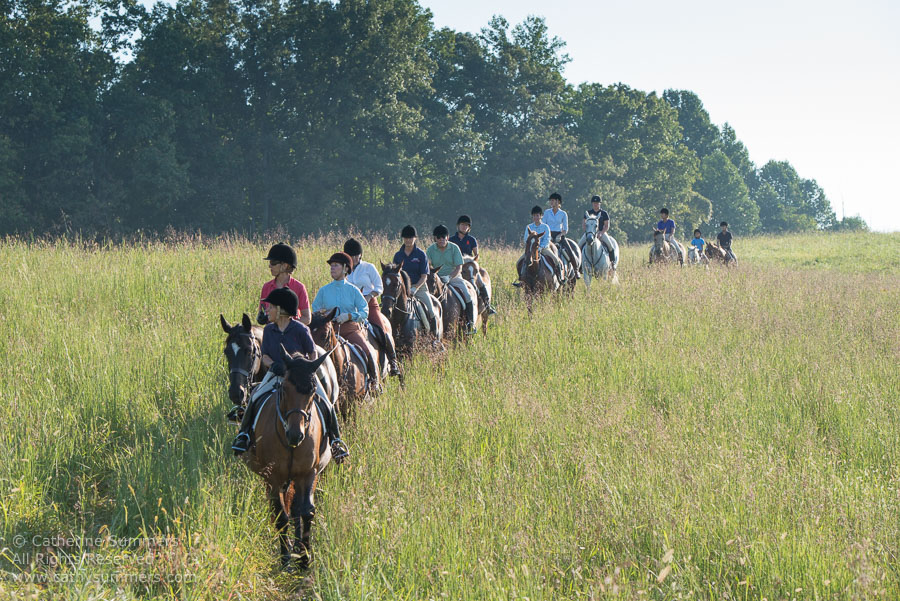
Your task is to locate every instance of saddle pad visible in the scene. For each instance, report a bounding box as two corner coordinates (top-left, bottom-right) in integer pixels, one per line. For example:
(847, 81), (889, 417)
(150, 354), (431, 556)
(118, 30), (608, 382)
(448, 282), (466, 306)
(337, 334), (368, 376)
(413, 300), (430, 332)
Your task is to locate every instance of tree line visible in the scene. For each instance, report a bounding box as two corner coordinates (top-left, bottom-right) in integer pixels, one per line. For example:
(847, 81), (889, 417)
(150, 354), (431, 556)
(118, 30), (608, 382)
(1, 0), (868, 242)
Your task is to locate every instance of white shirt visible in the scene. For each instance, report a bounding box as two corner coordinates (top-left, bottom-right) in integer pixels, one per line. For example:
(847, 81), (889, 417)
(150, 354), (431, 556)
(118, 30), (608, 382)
(345, 260), (383, 297)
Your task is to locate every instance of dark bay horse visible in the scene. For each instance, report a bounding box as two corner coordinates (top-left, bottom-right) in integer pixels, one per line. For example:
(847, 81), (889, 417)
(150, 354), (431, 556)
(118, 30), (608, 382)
(705, 241), (735, 266)
(220, 313), (265, 417)
(518, 231), (558, 297)
(426, 272), (479, 342)
(308, 308), (368, 410)
(243, 347), (336, 569)
(380, 262), (443, 354)
(553, 233), (583, 292)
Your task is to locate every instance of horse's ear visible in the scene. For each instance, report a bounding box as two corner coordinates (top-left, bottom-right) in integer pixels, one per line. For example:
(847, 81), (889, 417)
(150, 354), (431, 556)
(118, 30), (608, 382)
(326, 307), (338, 321)
(537, 231), (545, 239)
(220, 314), (232, 333)
(241, 313), (252, 331)
(380, 261), (388, 272)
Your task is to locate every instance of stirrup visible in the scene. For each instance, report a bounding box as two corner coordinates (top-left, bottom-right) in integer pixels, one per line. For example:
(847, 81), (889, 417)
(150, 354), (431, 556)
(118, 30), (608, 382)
(226, 405), (244, 423)
(486, 304), (498, 315)
(331, 439), (350, 464)
(511, 281), (522, 288)
(389, 360), (402, 376)
(231, 432), (251, 455)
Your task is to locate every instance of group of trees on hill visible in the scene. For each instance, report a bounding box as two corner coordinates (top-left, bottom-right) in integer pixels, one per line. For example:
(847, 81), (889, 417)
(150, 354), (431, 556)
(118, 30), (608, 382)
(1, 0), (868, 242)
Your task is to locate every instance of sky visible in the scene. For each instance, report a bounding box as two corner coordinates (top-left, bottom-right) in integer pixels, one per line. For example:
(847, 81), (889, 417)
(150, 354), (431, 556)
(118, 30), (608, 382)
(420, 0), (900, 231)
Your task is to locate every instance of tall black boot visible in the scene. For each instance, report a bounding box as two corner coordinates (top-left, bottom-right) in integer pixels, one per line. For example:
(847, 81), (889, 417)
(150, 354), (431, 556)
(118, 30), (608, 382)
(478, 285), (497, 315)
(464, 302), (477, 335)
(232, 394), (262, 454)
(314, 395), (349, 463)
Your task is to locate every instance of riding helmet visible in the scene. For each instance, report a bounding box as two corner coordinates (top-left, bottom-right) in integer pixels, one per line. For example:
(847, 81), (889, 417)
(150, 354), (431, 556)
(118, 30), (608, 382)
(590, 195), (601, 204)
(531, 205), (543, 215)
(401, 225), (417, 238)
(433, 224), (450, 238)
(264, 243), (297, 268)
(457, 215), (472, 225)
(343, 238), (363, 256)
(326, 252), (353, 270)
(263, 287), (299, 316)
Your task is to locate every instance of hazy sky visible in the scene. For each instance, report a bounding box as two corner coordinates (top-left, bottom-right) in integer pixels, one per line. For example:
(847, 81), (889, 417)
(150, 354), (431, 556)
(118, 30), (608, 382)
(421, 0), (900, 231)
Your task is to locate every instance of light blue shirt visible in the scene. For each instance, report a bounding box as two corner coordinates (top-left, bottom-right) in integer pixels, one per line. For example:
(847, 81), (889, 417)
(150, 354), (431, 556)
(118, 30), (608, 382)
(543, 208), (568, 233)
(524, 223), (551, 249)
(312, 279), (369, 323)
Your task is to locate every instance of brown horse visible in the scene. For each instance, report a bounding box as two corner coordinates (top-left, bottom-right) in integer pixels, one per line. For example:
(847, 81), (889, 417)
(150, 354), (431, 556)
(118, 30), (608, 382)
(426, 272), (479, 342)
(649, 230), (684, 266)
(243, 347), (335, 569)
(220, 313), (266, 417)
(518, 231), (558, 296)
(308, 308), (368, 410)
(460, 257), (493, 334)
(381, 262), (443, 353)
(705, 241), (736, 266)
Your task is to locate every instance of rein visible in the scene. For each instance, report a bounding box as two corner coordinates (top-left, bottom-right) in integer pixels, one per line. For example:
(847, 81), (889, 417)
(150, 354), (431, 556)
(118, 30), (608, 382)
(272, 383), (312, 451)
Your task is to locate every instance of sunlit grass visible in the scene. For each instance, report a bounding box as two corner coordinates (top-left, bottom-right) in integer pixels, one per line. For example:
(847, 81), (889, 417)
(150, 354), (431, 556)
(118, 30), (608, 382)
(0, 231), (897, 599)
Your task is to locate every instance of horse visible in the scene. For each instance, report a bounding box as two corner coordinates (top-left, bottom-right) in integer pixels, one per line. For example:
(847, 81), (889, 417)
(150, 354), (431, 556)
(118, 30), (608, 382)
(308, 308), (368, 410)
(380, 262), (443, 354)
(426, 271), (480, 342)
(553, 233), (583, 291)
(705, 241), (736, 266)
(649, 230), (684, 266)
(687, 245), (709, 266)
(518, 231), (558, 297)
(460, 257), (493, 334)
(580, 216), (619, 289)
(220, 313), (266, 419)
(242, 346), (337, 570)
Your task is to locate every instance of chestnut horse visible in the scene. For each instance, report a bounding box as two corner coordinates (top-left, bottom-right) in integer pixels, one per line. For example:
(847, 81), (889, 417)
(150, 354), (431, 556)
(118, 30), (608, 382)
(705, 241), (735, 266)
(220, 313), (266, 418)
(518, 231), (558, 297)
(308, 308), (368, 410)
(460, 257), (493, 334)
(243, 347), (337, 569)
(380, 262), (443, 354)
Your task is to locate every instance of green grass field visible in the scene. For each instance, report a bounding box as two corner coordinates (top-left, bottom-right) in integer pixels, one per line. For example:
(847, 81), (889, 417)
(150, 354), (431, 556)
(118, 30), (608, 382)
(0, 231), (898, 600)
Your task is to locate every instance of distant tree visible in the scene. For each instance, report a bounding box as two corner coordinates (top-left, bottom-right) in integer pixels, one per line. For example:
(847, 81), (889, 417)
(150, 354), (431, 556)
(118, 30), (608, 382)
(663, 89), (721, 159)
(832, 216), (869, 232)
(696, 150), (759, 234)
(757, 160), (835, 232)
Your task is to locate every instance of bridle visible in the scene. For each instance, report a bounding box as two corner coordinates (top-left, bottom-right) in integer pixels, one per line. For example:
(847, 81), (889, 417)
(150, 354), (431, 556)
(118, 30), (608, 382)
(228, 331), (261, 398)
(272, 383), (312, 450)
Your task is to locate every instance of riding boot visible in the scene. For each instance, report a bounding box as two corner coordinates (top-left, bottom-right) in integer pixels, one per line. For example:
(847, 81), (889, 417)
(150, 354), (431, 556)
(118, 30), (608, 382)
(384, 336), (401, 376)
(231, 394), (261, 454)
(478, 285), (497, 315)
(428, 315), (439, 336)
(464, 302), (477, 335)
(314, 395), (349, 463)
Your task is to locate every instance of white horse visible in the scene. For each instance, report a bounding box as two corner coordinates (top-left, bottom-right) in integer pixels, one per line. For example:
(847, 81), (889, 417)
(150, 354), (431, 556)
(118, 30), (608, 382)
(580, 215), (619, 288)
(687, 245), (709, 267)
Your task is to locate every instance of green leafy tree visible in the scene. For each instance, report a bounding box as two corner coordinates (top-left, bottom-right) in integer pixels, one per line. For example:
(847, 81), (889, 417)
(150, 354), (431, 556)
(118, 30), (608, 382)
(696, 150), (759, 234)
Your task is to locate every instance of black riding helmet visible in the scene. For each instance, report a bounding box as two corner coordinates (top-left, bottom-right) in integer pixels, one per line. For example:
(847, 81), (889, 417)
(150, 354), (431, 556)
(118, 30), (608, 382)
(591, 195), (601, 204)
(457, 215), (472, 225)
(433, 224), (450, 238)
(401, 225), (417, 238)
(343, 238), (363, 256)
(263, 287), (299, 316)
(264, 243), (297, 268)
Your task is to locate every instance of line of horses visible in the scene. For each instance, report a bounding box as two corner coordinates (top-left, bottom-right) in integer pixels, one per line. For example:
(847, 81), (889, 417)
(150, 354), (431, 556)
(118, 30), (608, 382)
(649, 230), (737, 267)
(218, 228), (735, 570)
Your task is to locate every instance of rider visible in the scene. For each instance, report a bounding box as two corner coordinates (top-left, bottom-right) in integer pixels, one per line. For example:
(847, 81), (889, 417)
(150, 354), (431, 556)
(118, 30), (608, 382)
(543, 193), (579, 278)
(578, 195), (617, 267)
(655, 208), (686, 261)
(515, 205), (564, 285)
(449, 215), (497, 315)
(690, 229), (706, 261)
(343, 238), (401, 376)
(392, 225), (440, 335)
(232, 287), (350, 463)
(717, 221), (737, 263)
(427, 224), (477, 335)
(259, 243), (311, 326)
(312, 252), (382, 391)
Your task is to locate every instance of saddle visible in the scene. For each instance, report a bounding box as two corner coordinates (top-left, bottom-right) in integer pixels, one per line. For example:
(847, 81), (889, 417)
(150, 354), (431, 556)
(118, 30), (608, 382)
(337, 333), (375, 392)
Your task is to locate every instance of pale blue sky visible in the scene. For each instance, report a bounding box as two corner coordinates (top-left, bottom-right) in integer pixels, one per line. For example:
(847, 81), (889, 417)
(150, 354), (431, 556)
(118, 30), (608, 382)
(421, 0), (900, 231)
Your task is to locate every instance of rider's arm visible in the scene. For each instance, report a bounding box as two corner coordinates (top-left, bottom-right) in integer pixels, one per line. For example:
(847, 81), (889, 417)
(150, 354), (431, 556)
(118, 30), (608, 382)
(561, 212), (568, 236)
(261, 354), (274, 368)
(449, 265), (462, 279)
(297, 308), (311, 325)
(600, 219), (610, 235)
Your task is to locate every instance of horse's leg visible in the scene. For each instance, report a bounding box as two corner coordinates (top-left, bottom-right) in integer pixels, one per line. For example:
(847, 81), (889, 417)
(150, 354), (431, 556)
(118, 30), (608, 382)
(290, 473), (318, 570)
(268, 489), (293, 568)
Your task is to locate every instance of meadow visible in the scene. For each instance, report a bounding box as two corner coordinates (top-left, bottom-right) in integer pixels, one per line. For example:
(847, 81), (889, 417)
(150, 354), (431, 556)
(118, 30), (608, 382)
(0, 231), (898, 600)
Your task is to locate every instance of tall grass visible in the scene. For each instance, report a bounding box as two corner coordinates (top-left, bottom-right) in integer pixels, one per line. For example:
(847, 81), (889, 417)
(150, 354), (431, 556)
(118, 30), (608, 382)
(0, 232), (897, 600)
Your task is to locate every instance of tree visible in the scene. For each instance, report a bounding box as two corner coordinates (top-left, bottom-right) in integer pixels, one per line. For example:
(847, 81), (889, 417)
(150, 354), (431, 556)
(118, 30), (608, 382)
(696, 150), (759, 234)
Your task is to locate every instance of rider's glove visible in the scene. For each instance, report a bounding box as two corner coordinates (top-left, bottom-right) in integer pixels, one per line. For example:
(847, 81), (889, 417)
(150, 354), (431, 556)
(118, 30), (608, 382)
(440, 275), (450, 284)
(270, 362), (286, 377)
(335, 312), (351, 324)
(409, 285), (418, 295)
(256, 309), (268, 325)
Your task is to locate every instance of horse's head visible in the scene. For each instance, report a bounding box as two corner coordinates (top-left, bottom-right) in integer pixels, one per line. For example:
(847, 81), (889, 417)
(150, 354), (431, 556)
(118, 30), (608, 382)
(525, 232), (544, 265)
(278, 346), (332, 448)
(426, 271), (444, 297)
(307, 308), (339, 350)
(584, 216), (599, 242)
(381, 261), (409, 317)
(220, 313), (261, 407)
(461, 258), (479, 283)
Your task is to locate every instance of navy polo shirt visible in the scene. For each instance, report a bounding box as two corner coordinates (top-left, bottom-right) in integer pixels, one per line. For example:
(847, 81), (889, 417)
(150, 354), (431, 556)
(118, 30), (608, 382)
(449, 233), (478, 257)
(261, 319), (315, 361)
(392, 245), (430, 283)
